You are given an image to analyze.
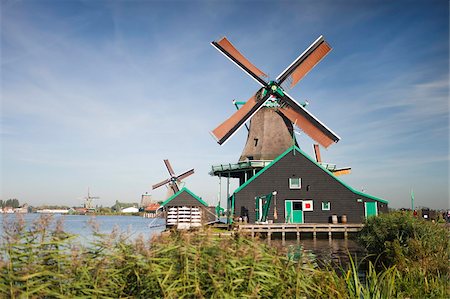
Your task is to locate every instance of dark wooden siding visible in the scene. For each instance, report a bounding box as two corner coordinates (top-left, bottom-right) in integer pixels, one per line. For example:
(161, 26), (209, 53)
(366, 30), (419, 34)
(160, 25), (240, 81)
(234, 150), (388, 224)
(166, 191), (206, 207)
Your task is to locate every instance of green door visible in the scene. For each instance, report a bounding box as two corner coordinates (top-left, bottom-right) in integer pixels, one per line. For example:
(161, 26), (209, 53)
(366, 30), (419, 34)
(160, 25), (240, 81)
(365, 202), (378, 217)
(285, 200), (303, 223)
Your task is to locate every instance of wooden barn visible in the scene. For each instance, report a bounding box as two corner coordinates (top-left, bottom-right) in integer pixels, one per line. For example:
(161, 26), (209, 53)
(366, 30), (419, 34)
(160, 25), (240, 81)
(160, 187), (216, 229)
(227, 146), (388, 224)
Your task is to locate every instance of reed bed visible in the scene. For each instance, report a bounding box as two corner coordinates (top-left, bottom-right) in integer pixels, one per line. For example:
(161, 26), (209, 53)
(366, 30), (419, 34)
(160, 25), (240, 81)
(1, 214), (448, 298)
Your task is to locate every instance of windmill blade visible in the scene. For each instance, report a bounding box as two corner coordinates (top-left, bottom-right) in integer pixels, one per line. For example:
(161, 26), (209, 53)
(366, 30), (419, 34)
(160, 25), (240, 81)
(276, 35), (332, 89)
(211, 37), (268, 87)
(332, 167), (352, 176)
(279, 92), (340, 148)
(164, 159), (175, 176)
(211, 90), (271, 145)
(152, 178), (171, 190)
(313, 144), (322, 163)
(170, 182), (180, 193)
(177, 169), (194, 181)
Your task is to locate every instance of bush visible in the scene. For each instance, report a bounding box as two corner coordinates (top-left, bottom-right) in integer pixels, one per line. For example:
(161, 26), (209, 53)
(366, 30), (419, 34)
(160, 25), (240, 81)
(357, 211), (449, 274)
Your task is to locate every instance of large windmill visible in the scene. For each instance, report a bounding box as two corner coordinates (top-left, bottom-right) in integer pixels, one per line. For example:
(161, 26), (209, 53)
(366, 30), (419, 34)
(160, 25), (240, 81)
(152, 159), (194, 198)
(211, 35), (340, 161)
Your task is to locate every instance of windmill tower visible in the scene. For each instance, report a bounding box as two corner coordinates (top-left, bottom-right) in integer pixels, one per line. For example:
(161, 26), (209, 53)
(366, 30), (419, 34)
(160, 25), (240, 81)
(210, 35), (340, 162)
(152, 159), (195, 199)
(84, 188), (99, 211)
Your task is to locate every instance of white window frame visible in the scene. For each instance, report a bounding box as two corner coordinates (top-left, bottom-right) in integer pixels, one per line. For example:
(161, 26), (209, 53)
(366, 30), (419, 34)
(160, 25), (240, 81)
(289, 177), (302, 189)
(321, 201), (330, 211)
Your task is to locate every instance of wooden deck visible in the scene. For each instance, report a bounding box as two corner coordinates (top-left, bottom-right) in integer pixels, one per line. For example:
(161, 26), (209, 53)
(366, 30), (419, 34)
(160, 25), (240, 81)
(237, 223), (364, 244)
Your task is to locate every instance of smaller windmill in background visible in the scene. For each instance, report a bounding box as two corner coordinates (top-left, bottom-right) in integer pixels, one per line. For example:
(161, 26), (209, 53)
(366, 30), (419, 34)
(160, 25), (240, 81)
(152, 159), (195, 199)
(84, 188), (100, 212)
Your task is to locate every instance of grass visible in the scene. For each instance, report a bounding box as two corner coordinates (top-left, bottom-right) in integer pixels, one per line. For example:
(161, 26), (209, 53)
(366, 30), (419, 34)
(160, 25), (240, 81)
(1, 214), (449, 298)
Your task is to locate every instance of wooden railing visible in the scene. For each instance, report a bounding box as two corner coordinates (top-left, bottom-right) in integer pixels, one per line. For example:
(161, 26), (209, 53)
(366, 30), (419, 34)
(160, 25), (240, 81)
(237, 223), (364, 244)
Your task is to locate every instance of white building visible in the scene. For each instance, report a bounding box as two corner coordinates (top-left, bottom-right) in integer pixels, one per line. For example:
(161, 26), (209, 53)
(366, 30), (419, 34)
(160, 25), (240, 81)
(121, 207), (139, 213)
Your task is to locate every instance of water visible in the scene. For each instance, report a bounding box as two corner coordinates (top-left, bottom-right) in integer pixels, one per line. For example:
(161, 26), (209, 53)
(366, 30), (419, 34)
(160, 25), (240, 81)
(281, 239), (365, 268)
(0, 214), (165, 243)
(1, 214), (364, 267)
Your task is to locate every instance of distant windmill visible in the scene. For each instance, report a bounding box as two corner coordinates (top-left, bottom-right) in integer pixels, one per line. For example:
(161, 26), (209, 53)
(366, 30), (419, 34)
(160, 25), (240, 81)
(84, 188), (99, 210)
(152, 159), (195, 198)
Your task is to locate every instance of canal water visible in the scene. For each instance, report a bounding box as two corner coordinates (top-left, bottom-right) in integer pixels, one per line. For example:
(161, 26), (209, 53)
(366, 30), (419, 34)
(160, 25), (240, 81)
(0, 214), (166, 244)
(0, 214), (364, 266)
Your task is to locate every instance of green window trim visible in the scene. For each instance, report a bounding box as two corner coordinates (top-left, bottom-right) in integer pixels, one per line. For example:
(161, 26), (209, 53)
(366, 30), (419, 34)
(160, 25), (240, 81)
(321, 201), (330, 211)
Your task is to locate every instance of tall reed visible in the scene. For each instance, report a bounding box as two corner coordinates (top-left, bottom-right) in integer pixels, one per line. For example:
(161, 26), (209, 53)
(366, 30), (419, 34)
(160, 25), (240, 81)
(1, 215), (448, 298)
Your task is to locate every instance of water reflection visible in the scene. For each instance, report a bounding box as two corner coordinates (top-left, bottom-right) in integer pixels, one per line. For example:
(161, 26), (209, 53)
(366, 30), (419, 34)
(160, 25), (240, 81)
(273, 238), (366, 269)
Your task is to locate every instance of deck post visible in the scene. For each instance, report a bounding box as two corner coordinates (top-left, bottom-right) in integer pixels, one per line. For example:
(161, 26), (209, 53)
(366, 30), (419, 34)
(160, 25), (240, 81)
(328, 231), (332, 240)
(282, 231), (286, 245)
(267, 227), (271, 245)
(251, 227), (255, 238)
(296, 227), (300, 243)
(344, 226), (348, 239)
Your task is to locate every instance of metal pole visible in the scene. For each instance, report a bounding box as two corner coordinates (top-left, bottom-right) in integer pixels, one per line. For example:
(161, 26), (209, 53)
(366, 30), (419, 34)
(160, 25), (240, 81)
(218, 174), (221, 208)
(227, 172), (230, 224)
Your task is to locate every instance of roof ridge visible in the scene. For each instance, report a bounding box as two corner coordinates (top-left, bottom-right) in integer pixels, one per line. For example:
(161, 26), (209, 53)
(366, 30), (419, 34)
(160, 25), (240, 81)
(233, 145), (388, 204)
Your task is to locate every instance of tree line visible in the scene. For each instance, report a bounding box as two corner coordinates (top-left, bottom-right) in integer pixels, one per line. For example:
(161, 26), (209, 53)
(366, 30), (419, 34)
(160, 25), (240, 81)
(0, 199), (20, 208)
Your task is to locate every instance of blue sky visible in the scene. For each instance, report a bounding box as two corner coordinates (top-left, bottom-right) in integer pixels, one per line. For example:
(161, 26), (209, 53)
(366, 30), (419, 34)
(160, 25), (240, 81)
(1, 0), (448, 209)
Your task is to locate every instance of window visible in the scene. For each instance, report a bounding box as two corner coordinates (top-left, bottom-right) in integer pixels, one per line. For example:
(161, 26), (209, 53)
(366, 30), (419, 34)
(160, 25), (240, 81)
(293, 202), (302, 210)
(289, 178), (301, 189)
(322, 201), (330, 211)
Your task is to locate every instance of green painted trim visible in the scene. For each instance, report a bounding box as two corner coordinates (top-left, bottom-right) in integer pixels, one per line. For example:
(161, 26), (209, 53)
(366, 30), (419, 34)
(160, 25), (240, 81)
(234, 146), (294, 194)
(229, 194), (235, 224)
(233, 146), (388, 204)
(160, 187), (208, 207)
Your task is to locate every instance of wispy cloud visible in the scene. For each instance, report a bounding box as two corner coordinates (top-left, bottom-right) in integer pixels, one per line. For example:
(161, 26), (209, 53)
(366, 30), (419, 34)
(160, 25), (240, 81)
(1, 1), (448, 209)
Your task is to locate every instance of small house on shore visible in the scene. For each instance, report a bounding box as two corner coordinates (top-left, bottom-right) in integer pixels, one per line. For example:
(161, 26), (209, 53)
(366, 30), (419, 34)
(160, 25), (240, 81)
(230, 146), (388, 224)
(160, 187), (216, 229)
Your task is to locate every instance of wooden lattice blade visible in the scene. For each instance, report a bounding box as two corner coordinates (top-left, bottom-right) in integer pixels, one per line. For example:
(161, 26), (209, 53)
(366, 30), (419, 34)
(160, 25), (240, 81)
(332, 168), (352, 176)
(152, 178), (171, 190)
(276, 36), (332, 89)
(212, 37), (267, 87)
(211, 91), (270, 145)
(164, 159), (175, 176)
(313, 144), (322, 163)
(279, 93), (340, 148)
(170, 182), (180, 193)
(177, 169), (194, 181)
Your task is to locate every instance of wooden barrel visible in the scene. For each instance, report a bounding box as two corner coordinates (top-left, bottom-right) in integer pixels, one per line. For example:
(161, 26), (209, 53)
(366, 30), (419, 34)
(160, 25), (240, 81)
(341, 215), (347, 224)
(332, 214), (338, 224)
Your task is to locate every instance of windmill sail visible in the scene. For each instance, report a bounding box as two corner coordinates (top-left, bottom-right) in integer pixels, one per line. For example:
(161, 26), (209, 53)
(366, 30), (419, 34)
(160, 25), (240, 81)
(211, 37), (268, 87)
(276, 36), (332, 89)
(153, 159), (195, 198)
(211, 90), (271, 145)
(279, 92), (340, 148)
(210, 35), (339, 150)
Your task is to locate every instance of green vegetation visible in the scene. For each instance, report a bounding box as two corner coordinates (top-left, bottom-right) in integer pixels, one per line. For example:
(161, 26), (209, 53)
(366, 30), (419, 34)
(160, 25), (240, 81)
(1, 214), (449, 298)
(111, 201), (139, 212)
(358, 211), (449, 298)
(358, 211), (449, 272)
(0, 199), (20, 209)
